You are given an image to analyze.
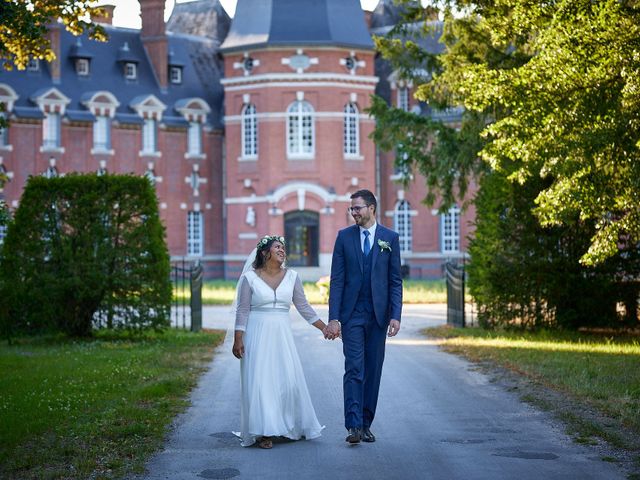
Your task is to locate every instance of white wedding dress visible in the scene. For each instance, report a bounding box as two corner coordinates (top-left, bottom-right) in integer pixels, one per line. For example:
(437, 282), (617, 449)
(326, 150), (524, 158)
(234, 269), (324, 447)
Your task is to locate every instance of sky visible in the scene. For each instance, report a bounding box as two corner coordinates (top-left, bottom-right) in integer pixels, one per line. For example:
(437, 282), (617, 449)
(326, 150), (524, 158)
(102, 0), (382, 29)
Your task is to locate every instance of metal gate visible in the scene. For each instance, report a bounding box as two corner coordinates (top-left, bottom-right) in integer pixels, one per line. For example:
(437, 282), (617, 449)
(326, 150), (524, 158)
(171, 259), (203, 332)
(445, 261), (465, 328)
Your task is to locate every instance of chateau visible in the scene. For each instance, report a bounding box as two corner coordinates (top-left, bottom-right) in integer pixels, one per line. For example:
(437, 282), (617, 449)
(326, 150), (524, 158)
(0, 0), (473, 280)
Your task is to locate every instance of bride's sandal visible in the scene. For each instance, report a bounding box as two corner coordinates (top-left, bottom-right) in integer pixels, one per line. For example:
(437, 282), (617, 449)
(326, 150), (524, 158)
(257, 437), (273, 449)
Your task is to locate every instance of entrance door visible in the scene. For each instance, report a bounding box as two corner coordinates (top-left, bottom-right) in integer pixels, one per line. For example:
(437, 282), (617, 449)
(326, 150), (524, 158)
(284, 210), (319, 267)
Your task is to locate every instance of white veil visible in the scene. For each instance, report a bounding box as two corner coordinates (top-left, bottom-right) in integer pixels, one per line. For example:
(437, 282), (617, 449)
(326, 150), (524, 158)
(230, 247), (257, 315)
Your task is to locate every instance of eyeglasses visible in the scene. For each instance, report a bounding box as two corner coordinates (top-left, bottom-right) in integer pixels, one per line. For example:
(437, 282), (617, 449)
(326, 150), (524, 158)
(348, 205), (370, 214)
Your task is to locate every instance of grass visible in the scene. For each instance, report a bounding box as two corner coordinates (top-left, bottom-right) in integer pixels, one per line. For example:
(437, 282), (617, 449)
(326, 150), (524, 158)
(424, 326), (640, 452)
(175, 279), (448, 305)
(0, 328), (225, 479)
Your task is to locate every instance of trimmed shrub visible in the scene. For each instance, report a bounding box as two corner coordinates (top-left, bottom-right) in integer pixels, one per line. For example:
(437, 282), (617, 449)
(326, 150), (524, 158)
(0, 174), (171, 337)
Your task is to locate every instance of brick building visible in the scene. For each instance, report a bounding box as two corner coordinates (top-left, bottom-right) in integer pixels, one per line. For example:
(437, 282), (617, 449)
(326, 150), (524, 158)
(0, 0), (472, 280)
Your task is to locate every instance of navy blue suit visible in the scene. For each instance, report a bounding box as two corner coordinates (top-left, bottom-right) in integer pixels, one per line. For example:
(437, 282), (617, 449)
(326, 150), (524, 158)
(329, 223), (403, 430)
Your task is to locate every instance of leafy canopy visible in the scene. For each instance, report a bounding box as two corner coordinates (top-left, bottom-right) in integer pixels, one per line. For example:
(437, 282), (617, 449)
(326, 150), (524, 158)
(0, 0), (108, 71)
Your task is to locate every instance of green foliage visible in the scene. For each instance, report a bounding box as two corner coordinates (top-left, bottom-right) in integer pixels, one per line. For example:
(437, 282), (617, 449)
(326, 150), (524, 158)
(466, 171), (635, 329)
(0, 0), (108, 71)
(371, 0), (640, 328)
(0, 174), (171, 337)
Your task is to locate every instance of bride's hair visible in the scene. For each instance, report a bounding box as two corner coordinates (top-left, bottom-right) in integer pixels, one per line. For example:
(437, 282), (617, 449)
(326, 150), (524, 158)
(252, 237), (284, 270)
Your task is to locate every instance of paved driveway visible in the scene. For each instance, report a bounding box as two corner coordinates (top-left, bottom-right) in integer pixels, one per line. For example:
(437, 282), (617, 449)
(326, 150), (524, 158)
(138, 305), (624, 480)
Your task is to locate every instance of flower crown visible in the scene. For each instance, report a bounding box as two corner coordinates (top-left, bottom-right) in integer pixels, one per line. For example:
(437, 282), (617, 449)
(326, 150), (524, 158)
(257, 235), (285, 249)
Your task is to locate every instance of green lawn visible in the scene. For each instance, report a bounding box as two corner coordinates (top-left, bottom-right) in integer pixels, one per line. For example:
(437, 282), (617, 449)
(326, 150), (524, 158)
(424, 326), (640, 451)
(175, 279), (447, 305)
(0, 329), (225, 479)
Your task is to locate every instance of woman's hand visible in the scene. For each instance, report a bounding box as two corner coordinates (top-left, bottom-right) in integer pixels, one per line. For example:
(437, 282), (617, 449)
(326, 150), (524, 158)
(232, 332), (245, 359)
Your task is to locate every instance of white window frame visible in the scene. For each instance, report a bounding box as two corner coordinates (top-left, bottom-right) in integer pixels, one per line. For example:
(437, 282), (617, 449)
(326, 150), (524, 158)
(170, 66), (182, 84)
(42, 112), (61, 150)
(394, 200), (412, 253)
(93, 115), (111, 151)
(398, 86), (409, 112)
(241, 103), (257, 159)
(142, 118), (157, 154)
(286, 100), (314, 159)
(125, 63), (137, 80)
(441, 205), (460, 253)
(76, 58), (90, 76)
(187, 211), (204, 257)
(343, 102), (359, 158)
(187, 121), (202, 156)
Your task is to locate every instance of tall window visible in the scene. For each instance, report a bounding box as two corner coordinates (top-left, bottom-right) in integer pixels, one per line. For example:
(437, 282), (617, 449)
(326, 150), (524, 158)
(188, 122), (202, 156)
(42, 112), (60, 149)
(142, 118), (156, 154)
(241, 103), (257, 158)
(0, 224), (6, 245)
(93, 116), (111, 151)
(287, 101), (314, 158)
(397, 87), (409, 112)
(0, 112), (8, 147)
(187, 211), (203, 256)
(441, 205), (460, 253)
(394, 200), (412, 253)
(343, 103), (359, 157)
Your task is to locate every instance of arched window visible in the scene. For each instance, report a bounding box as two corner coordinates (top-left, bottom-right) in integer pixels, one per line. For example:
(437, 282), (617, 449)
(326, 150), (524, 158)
(394, 200), (412, 253)
(188, 121), (202, 156)
(241, 103), (257, 158)
(287, 101), (314, 158)
(441, 205), (460, 253)
(343, 103), (359, 157)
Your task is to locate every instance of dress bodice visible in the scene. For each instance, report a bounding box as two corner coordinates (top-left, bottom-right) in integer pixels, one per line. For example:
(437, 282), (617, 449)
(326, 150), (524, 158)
(234, 269), (319, 331)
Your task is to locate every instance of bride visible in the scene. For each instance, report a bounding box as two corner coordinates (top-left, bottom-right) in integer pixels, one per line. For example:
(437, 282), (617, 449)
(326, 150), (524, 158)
(232, 235), (327, 449)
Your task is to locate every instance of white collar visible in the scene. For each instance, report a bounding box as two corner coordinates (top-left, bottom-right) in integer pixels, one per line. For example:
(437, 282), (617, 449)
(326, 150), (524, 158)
(359, 222), (377, 237)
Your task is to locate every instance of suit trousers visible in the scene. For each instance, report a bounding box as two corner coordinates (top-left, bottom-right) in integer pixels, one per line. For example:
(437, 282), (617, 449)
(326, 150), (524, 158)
(341, 308), (387, 430)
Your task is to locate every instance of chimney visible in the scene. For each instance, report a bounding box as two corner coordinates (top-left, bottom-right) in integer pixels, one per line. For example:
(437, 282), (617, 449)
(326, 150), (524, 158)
(363, 10), (373, 30)
(47, 22), (62, 84)
(93, 4), (116, 25)
(139, 0), (168, 89)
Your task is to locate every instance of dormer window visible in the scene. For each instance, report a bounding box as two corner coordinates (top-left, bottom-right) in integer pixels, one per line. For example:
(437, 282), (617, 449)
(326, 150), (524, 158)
(125, 63), (137, 80)
(27, 59), (39, 72)
(170, 66), (182, 84)
(76, 58), (90, 76)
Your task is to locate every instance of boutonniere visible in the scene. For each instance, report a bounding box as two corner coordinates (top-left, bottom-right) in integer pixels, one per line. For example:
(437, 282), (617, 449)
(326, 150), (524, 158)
(378, 239), (392, 252)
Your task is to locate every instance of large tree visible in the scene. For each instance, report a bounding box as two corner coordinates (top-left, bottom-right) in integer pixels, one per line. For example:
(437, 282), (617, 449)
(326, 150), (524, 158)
(0, 0), (107, 71)
(370, 0), (640, 327)
(373, 0), (640, 266)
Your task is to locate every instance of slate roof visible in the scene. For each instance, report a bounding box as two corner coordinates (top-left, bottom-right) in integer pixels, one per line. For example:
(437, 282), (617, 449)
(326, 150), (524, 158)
(0, 23), (225, 129)
(220, 0), (374, 53)
(166, 0), (231, 45)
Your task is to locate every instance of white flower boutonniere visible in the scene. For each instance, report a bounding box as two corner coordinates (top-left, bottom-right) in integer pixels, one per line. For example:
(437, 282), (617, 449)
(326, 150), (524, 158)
(378, 239), (392, 253)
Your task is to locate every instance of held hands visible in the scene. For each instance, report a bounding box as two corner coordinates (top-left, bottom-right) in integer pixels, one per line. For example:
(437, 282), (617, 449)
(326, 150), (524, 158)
(323, 320), (341, 340)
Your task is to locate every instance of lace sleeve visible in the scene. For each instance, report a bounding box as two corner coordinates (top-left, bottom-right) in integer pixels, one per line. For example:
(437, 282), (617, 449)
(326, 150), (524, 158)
(292, 273), (320, 324)
(234, 275), (252, 332)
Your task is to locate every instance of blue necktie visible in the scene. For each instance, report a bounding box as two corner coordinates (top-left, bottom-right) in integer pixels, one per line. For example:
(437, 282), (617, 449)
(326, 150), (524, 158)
(363, 230), (370, 256)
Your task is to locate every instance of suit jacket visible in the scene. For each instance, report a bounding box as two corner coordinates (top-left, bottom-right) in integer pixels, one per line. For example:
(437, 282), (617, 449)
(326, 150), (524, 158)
(328, 223), (403, 327)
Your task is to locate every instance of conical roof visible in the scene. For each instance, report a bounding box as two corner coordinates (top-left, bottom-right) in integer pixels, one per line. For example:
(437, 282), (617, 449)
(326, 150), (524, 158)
(220, 0), (374, 53)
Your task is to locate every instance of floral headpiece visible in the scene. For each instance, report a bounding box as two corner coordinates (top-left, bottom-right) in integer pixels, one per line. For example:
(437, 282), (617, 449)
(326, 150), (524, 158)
(257, 235), (285, 249)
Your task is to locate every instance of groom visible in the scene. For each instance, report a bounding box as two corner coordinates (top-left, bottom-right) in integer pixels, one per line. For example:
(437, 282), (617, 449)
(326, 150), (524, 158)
(325, 189), (403, 444)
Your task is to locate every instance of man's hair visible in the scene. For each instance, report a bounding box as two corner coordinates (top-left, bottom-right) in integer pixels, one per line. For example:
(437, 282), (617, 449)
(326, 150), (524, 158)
(350, 189), (377, 213)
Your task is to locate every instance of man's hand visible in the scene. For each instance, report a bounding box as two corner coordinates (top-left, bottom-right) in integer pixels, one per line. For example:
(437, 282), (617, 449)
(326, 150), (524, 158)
(387, 319), (400, 337)
(324, 320), (341, 340)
